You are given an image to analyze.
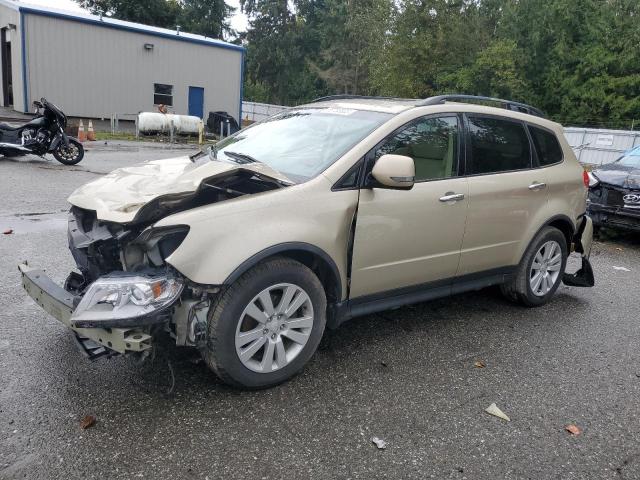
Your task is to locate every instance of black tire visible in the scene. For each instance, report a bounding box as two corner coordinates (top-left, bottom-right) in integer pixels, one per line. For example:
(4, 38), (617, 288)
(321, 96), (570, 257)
(53, 139), (84, 165)
(204, 257), (327, 389)
(500, 226), (568, 307)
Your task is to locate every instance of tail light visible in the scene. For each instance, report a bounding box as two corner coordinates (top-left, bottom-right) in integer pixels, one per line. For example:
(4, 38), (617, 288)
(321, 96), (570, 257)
(582, 170), (590, 188)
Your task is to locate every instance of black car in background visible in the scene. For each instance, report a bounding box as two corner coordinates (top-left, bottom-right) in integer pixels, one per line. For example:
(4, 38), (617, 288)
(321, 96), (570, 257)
(588, 146), (640, 232)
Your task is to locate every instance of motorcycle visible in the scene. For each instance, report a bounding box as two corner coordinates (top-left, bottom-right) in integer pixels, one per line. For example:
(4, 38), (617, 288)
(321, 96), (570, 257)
(0, 97), (84, 165)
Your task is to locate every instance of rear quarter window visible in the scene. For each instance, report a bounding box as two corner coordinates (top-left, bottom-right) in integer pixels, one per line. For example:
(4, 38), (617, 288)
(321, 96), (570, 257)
(529, 125), (563, 166)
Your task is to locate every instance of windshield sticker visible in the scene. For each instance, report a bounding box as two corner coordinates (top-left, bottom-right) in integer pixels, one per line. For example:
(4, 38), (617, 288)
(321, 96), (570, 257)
(321, 107), (357, 116)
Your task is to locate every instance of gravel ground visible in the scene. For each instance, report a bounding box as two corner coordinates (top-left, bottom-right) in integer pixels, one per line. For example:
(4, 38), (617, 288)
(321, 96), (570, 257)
(1, 145), (639, 479)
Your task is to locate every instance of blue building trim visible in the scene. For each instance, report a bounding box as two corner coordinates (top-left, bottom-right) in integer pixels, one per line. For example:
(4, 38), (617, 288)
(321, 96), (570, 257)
(18, 6), (245, 53)
(19, 10), (27, 112)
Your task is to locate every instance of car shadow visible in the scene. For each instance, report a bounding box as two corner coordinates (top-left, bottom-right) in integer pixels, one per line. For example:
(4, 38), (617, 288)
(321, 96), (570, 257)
(45, 285), (591, 401)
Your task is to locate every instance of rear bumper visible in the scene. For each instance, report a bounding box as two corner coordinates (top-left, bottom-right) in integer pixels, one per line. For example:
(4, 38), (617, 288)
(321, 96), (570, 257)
(19, 263), (152, 356)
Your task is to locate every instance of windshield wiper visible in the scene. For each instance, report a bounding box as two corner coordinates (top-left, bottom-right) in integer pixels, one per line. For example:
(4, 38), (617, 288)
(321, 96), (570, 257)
(223, 151), (260, 165)
(189, 150), (207, 162)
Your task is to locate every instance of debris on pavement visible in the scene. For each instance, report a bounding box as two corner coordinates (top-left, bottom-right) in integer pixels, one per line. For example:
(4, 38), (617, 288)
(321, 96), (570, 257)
(474, 361), (486, 368)
(612, 266), (631, 272)
(2, 229), (12, 235)
(565, 424), (582, 436)
(371, 437), (387, 449)
(485, 403), (511, 422)
(80, 415), (96, 429)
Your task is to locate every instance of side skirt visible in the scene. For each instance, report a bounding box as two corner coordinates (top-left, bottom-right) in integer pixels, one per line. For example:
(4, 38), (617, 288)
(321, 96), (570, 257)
(329, 267), (515, 328)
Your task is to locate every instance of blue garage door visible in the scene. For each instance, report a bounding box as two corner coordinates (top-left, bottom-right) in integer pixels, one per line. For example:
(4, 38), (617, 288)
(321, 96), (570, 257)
(188, 86), (204, 118)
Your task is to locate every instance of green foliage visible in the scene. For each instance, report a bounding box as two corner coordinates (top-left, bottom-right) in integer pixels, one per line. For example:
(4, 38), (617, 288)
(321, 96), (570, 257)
(178, 0), (234, 38)
(75, 0), (234, 38)
(243, 0), (640, 127)
(79, 0), (640, 126)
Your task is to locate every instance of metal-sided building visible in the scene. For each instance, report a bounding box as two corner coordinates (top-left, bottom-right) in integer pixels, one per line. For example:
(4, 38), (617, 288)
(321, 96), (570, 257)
(0, 0), (244, 122)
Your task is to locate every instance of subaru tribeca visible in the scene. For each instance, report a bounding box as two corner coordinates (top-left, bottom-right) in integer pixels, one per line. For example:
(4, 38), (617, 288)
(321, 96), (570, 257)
(20, 95), (594, 388)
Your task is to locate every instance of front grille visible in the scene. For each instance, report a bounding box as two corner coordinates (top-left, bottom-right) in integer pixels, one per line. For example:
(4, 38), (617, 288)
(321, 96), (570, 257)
(605, 188), (624, 207)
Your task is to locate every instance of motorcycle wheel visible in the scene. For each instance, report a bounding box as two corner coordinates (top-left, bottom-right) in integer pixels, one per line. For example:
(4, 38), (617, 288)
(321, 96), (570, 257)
(53, 139), (84, 165)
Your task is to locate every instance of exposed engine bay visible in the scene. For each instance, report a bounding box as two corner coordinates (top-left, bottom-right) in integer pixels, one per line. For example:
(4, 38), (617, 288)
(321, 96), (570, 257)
(66, 169), (285, 289)
(59, 169), (287, 357)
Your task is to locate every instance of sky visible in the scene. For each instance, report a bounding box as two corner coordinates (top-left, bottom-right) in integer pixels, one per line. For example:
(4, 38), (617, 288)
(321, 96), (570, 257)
(24, 0), (249, 33)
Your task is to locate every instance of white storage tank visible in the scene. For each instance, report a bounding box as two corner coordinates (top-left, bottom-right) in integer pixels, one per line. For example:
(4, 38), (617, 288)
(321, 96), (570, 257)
(137, 112), (203, 134)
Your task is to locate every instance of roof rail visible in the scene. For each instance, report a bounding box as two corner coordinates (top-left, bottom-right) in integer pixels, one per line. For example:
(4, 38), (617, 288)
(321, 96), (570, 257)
(310, 94), (411, 103)
(419, 94), (546, 118)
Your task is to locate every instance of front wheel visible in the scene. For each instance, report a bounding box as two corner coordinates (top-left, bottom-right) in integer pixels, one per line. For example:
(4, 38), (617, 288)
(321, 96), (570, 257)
(501, 226), (568, 307)
(53, 139), (84, 165)
(204, 257), (327, 389)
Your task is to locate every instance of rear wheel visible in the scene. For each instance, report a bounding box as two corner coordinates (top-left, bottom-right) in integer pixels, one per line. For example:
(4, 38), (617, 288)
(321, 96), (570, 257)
(501, 226), (568, 307)
(204, 257), (327, 388)
(53, 139), (84, 165)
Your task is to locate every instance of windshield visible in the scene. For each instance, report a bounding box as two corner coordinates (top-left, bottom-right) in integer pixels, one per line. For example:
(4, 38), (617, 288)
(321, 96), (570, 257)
(208, 107), (392, 182)
(616, 153), (640, 168)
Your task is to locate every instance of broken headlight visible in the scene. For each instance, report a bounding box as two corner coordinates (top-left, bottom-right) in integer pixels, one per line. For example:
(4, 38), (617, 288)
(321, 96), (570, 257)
(70, 274), (183, 325)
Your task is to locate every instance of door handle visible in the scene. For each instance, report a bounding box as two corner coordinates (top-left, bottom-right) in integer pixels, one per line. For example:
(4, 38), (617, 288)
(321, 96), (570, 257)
(528, 182), (547, 191)
(439, 192), (465, 203)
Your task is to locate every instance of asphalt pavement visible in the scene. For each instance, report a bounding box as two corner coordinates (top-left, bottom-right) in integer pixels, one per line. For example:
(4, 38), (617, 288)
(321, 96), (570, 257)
(1, 144), (640, 479)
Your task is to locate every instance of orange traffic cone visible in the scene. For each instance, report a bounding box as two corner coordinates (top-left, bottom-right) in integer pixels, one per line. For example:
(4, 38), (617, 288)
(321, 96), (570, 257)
(87, 120), (96, 141)
(77, 120), (87, 142)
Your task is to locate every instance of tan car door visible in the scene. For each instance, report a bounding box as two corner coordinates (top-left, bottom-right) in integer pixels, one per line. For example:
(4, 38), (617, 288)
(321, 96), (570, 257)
(350, 115), (469, 299)
(457, 114), (549, 276)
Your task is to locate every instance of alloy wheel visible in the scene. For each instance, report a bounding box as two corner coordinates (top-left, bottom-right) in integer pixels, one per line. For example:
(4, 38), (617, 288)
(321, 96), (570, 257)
(529, 240), (562, 296)
(235, 283), (314, 373)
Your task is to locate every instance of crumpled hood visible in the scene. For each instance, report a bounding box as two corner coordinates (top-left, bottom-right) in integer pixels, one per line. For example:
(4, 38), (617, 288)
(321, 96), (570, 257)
(68, 155), (292, 223)
(593, 163), (640, 190)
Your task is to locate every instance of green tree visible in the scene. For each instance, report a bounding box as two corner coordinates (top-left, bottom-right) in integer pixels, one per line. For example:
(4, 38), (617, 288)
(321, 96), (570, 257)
(369, 0), (496, 98)
(305, 0), (393, 95)
(440, 39), (530, 101)
(499, 0), (640, 126)
(76, 0), (234, 39)
(241, 0), (324, 104)
(178, 0), (234, 38)
(76, 0), (182, 29)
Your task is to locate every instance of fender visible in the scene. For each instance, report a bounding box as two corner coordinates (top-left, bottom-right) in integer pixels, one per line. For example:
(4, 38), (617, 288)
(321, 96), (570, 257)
(48, 131), (70, 152)
(223, 242), (343, 302)
(517, 213), (576, 265)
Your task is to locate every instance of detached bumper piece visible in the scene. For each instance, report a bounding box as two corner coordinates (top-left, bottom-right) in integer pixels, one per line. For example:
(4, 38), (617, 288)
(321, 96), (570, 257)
(562, 215), (595, 288)
(562, 256), (595, 288)
(19, 263), (152, 358)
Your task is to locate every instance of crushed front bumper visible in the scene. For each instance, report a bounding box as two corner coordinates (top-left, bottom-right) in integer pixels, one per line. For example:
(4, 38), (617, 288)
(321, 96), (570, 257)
(19, 263), (152, 358)
(587, 202), (640, 232)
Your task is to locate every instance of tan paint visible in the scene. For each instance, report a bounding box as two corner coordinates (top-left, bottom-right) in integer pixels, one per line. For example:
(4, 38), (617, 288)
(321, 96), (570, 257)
(67, 155), (293, 224)
(66, 98), (589, 304)
(350, 177), (469, 297)
(371, 154), (415, 188)
(457, 168), (550, 274)
(155, 176), (358, 299)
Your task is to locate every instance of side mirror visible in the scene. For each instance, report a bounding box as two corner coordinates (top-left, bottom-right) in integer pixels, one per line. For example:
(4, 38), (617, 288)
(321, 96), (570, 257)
(371, 154), (415, 190)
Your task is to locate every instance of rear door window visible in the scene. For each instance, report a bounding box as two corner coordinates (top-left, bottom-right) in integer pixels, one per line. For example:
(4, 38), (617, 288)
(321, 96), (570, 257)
(466, 116), (532, 175)
(529, 125), (563, 166)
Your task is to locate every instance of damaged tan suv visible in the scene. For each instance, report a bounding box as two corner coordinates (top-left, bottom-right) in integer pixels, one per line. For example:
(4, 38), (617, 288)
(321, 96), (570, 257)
(20, 95), (595, 388)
